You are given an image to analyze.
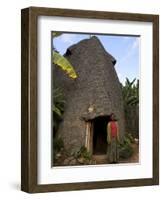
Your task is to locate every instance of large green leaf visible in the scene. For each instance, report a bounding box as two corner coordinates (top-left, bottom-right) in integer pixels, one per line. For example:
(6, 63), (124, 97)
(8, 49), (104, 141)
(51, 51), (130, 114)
(122, 78), (139, 107)
(53, 51), (77, 79)
(53, 106), (62, 117)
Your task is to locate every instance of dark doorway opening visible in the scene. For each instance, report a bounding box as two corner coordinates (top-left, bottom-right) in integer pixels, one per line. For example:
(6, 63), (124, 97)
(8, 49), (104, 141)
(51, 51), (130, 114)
(93, 116), (110, 155)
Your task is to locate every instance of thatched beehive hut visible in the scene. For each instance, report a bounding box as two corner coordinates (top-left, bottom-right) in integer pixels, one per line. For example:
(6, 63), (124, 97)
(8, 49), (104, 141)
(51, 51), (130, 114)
(53, 36), (125, 155)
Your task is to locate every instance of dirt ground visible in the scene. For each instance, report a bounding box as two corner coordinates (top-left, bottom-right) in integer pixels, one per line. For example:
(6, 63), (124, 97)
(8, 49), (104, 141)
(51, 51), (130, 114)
(54, 143), (139, 166)
(92, 143), (139, 165)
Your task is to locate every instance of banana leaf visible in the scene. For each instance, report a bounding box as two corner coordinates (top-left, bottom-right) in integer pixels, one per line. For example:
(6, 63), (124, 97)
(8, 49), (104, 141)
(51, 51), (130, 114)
(53, 51), (77, 79)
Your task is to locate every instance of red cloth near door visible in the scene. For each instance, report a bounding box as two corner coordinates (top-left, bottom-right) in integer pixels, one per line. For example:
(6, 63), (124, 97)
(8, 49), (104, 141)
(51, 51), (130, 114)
(110, 121), (117, 138)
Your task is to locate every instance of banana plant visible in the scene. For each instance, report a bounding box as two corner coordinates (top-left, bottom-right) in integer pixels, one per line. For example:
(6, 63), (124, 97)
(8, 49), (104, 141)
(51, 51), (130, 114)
(53, 87), (65, 131)
(52, 32), (77, 79)
(122, 78), (139, 136)
(53, 51), (77, 79)
(122, 78), (139, 107)
(52, 32), (77, 132)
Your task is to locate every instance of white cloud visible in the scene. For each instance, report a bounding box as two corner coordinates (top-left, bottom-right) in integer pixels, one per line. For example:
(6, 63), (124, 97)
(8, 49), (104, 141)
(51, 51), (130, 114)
(132, 38), (139, 50)
(60, 34), (77, 46)
(119, 38), (139, 64)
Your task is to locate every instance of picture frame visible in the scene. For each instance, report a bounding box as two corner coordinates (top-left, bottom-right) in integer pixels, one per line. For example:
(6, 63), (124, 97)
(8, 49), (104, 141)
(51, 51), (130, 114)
(21, 6), (159, 193)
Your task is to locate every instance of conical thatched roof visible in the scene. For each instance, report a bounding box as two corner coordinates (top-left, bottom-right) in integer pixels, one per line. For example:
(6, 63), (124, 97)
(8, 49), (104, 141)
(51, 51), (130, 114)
(53, 36), (125, 152)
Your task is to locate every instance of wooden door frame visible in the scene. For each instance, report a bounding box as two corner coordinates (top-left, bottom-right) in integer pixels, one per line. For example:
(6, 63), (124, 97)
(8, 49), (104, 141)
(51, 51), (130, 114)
(85, 121), (94, 154)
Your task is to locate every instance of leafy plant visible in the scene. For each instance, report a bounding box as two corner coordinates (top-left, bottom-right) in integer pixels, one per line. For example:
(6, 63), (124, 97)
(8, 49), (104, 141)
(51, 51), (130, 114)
(53, 137), (64, 152)
(126, 133), (135, 143)
(122, 78), (139, 137)
(75, 146), (92, 160)
(119, 143), (133, 159)
(53, 137), (64, 163)
(53, 87), (65, 132)
(53, 51), (77, 79)
(52, 32), (77, 79)
(119, 134), (134, 159)
(122, 78), (139, 107)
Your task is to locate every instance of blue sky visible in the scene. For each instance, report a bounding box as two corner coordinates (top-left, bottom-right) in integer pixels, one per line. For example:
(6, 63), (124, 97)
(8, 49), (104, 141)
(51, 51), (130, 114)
(53, 33), (139, 85)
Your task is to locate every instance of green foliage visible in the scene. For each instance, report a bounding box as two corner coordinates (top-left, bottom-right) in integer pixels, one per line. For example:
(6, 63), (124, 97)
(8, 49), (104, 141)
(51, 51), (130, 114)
(75, 146), (92, 160)
(52, 32), (63, 38)
(53, 137), (64, 152)
(53, 87), (65, 131)
(52, 32), (77, 79)
(53, 137), (64, 163)
(122, 78), (139, 107)
(126, 133), (135, 143)
(53, 51), (78, 79)
(119, 134), (134, 159)
(119, 144), (133, 159)
(122, 78), (139, 137)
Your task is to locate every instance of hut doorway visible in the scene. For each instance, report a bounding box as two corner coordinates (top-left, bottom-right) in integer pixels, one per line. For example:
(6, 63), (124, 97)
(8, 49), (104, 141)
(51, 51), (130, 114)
(93, 116), (109, 155)
(85, 116), (110, 155)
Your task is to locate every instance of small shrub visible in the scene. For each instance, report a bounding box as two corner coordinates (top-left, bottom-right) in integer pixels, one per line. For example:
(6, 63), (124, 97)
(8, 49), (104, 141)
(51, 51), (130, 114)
(119, 134), (134, 159)
(53, 137), (64, 163)
(126, 133), (135, 143)
(53, 137), (64, 152)
(119, 144), (133, 159)
(75, 146), (92, 161)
